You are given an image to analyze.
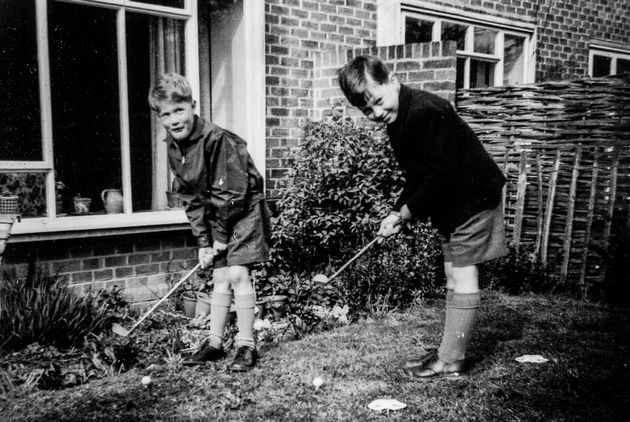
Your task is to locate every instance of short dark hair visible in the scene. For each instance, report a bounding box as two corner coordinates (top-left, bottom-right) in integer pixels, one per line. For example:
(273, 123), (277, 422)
(147, 73), (193, 112)
(337, 55), (391, 107)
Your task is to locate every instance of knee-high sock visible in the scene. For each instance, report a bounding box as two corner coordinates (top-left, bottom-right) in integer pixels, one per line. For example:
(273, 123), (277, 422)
(234, 293), (256, 348)
(438, 291), (480, 363)
(208, 291), (233, 348)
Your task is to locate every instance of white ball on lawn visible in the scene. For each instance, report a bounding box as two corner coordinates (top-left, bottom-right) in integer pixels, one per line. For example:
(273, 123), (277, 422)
(141, 375), (152, 386)
(312, 376), (323, 388)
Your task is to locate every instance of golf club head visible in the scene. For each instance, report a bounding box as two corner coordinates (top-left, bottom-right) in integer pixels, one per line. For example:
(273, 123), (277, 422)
(112, 323), (130, 337)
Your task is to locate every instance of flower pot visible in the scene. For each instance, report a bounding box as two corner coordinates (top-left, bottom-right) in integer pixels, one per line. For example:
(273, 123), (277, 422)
(73, 197), (92, 214)
(261, 295), (288, 320)
(101, 189), (124, 214)
(182, 292), (197, 317)
(195, 292), (212, 318)
(166, 191), (185, 209)
(0, 215), (18, 266)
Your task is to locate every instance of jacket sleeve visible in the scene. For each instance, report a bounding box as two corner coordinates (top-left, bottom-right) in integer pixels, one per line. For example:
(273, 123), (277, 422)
(175, 183), (212, 248)
(209, 133), (250, 244)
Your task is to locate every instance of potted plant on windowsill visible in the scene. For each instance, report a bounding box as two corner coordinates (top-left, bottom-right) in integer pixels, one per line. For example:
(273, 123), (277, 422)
(72, 194), (92, 214)
(55, 180), (66, 215)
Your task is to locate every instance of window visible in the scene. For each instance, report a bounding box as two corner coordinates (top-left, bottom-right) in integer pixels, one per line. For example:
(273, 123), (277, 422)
(589, 45), (630, 77)
(402, 9), (534, 89)
(1, 0), (265, 238)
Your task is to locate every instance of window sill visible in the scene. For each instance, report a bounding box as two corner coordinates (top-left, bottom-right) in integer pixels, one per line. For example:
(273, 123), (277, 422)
(8, 210), (190, 242)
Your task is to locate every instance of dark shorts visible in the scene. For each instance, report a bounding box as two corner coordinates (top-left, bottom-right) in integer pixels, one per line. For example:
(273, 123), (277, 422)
(441, 202), (508, 268)
(214, 199), (271, 269)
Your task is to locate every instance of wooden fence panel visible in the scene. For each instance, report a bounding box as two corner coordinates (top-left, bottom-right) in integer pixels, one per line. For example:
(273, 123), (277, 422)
(457, 75), (630, 298)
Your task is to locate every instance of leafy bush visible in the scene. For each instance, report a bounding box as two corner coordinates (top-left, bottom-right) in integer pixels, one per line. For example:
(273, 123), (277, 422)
(478, 243), (551, 294)
(266, 118), (443, 318)
(0, 267), (128, 352)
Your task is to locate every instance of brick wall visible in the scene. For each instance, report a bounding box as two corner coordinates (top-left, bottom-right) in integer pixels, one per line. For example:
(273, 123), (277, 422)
(2, 231), (198, 306)
(398, 0), (630, 80)
(264, 0), (378, 201)
(313, 41), (458, 122)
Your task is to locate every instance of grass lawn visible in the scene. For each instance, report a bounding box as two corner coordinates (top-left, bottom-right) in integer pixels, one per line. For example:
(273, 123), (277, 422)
(1, 291), (629, 421)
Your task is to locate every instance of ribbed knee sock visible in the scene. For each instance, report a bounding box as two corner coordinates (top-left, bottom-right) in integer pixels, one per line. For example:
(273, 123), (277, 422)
(208, 291), (233, 349)
(234, 293), (256, 348)
(438, 291), (480, 363)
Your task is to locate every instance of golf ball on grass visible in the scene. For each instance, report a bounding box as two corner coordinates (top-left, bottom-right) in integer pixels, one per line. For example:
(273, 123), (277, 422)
(141, 375), (152, 386)
(312, 376), (323, 390)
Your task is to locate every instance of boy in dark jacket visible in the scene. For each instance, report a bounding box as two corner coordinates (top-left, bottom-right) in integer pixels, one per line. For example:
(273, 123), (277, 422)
(148, 73), (270, 371)
(338, 56), (507, 379)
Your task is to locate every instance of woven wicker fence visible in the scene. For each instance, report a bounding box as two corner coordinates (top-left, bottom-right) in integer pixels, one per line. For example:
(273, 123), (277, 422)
(457, 75), (630, 299)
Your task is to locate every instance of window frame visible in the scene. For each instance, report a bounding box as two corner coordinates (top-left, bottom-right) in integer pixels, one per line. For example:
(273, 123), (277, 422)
(378, 1), (536, 88)
(4, 0), (265, 240)
(588, 44), (630, 77)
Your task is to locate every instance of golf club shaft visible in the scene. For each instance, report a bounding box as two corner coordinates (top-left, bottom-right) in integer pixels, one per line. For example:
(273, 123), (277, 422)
(127, 263), (201, 334)
(327, 236), (381, 282)
(327, 216), (402, 283)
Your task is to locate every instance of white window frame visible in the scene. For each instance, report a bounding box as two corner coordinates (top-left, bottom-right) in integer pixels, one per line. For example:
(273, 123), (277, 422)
(377, 0), (536, 87)
(588, 44), (630, 77)
(3, 0), (265, 240)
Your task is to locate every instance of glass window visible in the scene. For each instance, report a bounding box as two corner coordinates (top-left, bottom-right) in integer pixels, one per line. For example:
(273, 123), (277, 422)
(49, 1), (122, 215)
(616, 58), (630, 75)
(405, 16), (433, 44)
(456, 57), (466, 89)
(131, 0), (185, 8)
(441, 22), (467, 50)
(0, 0), (42, 162)
(592, 55), (612, 77)
(474, 27), (497, 55)
(0, 172), (47, 217)
(504, 34), (525, 85)
(127, 12), (185, 212)
(470, 59), (495, 88)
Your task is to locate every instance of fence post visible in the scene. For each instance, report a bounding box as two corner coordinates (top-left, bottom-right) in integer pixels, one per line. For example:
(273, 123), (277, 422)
(579, 149), (599, 298)
(541, 149), (561, 266)
(512, 150), (528, 247)
(599, 146), (620, 286)
(560, 146), (582, 288)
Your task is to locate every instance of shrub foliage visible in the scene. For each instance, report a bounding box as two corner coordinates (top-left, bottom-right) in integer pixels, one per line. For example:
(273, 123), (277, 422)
(0, 267), (126, 352)
(267, 118), (443, 318)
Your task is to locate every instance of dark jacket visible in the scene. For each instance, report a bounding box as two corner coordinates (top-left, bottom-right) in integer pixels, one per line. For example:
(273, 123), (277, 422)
(165, 117), (265, 247)
(387, 84), (506, 236)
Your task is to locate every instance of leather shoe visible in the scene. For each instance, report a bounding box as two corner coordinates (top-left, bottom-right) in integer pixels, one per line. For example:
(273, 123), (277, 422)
(403, 355), (466, 379)
(183, 342), (225, 366)
(403, 349), (436, 368)
(230, 346), (257, 372)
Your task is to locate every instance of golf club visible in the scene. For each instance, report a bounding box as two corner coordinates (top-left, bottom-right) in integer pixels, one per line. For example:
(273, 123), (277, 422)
(312, 216), (402, 284)
(112, 263), (202, 337)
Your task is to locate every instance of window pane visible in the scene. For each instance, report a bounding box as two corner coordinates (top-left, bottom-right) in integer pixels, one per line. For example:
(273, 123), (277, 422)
(131, 0), (185, 8)
(0, 0), (42, 161)
(474, 27), (497, 55)
(0, 172), (47, 217)
(592, 55), (611, 77)
(49, 2), (121, 215)
(504, 34), (525, 85)
(617, 58), (630, 75)
(470, 59), (495, 88)
(405, 16), (433, 43)
(441, 22), (467, 50)
(127, 13), (186, 212)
